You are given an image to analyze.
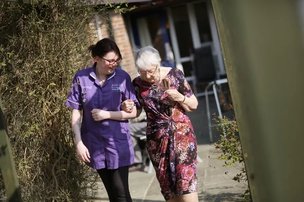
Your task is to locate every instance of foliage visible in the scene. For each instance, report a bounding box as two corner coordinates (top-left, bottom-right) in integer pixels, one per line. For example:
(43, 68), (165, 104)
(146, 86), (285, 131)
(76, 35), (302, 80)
(215, 116), (251, 201)
(215, 117), (242, 165)
(0, 0), (130, 201)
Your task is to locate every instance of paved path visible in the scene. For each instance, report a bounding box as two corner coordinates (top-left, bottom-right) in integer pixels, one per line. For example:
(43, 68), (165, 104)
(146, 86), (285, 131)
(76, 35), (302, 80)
(88, 143), (248, 202)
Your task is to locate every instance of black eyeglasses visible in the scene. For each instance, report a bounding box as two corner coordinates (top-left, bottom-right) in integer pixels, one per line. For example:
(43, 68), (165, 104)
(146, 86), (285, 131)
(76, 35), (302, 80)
(102, 57), (121, 64)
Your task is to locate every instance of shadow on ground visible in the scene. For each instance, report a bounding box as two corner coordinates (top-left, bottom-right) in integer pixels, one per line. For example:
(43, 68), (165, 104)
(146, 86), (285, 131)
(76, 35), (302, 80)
(200, 191), (248, 202)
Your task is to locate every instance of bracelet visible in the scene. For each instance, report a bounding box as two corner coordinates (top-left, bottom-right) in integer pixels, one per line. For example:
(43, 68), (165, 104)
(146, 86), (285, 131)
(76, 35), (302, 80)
(182, 95), (186, 103)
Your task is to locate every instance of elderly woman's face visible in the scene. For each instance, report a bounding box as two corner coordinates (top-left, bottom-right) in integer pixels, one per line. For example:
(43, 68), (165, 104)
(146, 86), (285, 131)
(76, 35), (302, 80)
(138, 65), (159, 83)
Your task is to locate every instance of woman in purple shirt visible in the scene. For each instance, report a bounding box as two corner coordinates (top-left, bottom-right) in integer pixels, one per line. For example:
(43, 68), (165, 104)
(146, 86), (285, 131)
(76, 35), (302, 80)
(66, 38), (138, 202)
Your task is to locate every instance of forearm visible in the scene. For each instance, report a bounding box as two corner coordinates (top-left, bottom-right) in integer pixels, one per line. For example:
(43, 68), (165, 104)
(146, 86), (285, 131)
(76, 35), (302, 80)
(71, 109), (82, 145)
(178, 94), (198, 112)
(104, 108), (138, 120)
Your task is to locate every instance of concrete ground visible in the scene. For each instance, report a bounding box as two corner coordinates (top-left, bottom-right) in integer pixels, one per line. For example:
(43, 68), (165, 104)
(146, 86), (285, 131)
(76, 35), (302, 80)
(85, 95), (249, 202)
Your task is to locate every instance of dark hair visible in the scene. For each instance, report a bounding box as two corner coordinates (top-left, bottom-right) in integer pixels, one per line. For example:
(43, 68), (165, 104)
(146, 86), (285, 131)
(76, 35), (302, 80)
(88, 38), (122, 59)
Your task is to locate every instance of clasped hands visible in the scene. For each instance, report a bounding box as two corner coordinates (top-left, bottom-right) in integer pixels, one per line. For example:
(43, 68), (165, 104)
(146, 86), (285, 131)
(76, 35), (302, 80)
(121, 99), (135, 113)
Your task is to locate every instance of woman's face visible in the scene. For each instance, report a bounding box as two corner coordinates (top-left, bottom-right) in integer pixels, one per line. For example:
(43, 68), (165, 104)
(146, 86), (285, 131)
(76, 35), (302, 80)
(138, 65), (159, 83)
(95, 51), (121, 75)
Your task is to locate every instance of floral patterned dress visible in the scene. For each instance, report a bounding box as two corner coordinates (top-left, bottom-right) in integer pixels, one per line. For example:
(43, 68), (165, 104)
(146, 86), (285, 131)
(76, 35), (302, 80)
(133, 68), (198, 200)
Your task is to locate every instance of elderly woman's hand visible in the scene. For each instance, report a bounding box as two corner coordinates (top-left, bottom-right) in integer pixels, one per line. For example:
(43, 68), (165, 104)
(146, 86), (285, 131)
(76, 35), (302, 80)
(121, 99), (135, 113)
(165, 89), (185, 102)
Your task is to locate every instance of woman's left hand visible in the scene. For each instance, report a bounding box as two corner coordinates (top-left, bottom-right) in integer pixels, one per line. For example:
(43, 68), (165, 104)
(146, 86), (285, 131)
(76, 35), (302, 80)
(91, 109), (110, 121)
(165, 89), (184, 102)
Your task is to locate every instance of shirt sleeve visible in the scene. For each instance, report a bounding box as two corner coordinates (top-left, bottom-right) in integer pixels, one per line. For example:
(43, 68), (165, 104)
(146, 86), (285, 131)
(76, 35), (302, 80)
(65, 74), (83, 110)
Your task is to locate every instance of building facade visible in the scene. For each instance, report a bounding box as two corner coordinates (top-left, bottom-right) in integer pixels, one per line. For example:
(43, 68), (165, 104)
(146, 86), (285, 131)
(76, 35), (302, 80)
(90, 0), (226, 91)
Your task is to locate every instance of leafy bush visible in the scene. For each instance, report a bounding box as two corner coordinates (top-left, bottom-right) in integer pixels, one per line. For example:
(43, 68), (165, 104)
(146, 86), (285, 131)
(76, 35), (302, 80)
(0, 1), (112, 201)
(215, 116), (251, 200)
(215, 117), (242, 165)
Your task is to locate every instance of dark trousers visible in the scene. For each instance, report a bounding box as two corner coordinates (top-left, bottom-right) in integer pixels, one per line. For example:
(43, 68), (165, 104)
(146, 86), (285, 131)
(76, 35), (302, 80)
(97, 166), (132, 202)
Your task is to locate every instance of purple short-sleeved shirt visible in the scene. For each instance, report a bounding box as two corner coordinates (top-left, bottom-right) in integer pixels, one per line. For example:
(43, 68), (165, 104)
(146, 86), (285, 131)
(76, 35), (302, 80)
(66, 65), (138, 170)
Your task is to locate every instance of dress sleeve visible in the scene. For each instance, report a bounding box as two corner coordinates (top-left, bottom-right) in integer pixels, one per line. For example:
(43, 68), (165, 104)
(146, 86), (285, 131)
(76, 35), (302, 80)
(175, 68), (194, 97)
(132, 78), (144, 109)
(65, 74), (82, 110)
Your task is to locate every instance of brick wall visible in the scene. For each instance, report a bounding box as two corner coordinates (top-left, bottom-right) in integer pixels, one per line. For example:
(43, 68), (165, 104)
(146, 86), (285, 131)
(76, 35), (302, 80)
(88, 16), (106, 42)
(87, 15), (110, 65)
(110, 13), (137, 79)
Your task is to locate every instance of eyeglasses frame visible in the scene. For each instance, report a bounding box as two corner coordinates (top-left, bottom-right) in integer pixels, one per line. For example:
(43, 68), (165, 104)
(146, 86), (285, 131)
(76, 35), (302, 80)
(102, 57), (122, 65)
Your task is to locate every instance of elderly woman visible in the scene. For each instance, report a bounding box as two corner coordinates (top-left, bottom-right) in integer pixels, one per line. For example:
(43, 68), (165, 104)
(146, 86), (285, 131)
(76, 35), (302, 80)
(124, 46), (199, 202)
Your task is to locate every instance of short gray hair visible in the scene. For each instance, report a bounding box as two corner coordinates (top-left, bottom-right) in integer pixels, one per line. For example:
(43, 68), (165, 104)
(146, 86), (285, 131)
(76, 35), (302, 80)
(135, 46), (161, 70)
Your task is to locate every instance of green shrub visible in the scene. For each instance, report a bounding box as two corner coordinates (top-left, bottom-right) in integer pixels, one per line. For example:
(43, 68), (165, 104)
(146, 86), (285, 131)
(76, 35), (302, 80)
(215, 116), (251, 200)
(0, 1), (117, 201)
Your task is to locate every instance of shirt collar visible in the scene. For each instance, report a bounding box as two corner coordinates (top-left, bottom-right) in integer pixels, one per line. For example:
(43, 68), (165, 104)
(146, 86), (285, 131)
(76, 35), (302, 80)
(89, 63), (116, 81)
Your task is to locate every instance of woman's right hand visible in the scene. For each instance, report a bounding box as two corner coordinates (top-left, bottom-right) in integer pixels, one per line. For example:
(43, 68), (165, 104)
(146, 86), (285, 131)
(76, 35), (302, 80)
(121, 99), (135, 113)
(76, 141), (91, 163)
